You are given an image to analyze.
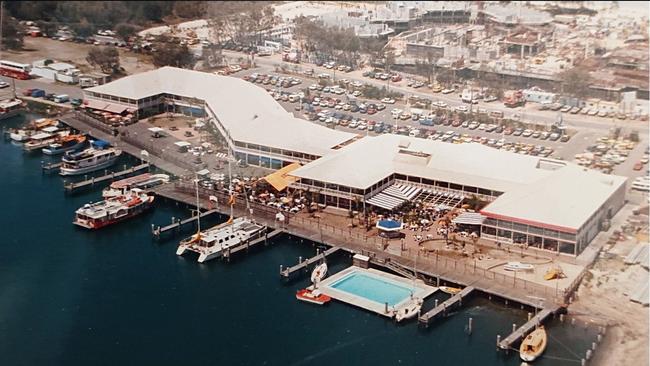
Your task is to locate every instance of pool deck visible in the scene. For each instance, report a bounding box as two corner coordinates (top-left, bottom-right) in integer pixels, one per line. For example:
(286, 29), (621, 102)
(319, 267), (437, 317)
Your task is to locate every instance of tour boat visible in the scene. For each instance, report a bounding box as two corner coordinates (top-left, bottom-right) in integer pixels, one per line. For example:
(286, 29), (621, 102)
(394, 298), (423, 322)
(0, 98), (25, 121)
(504, 262), (535, 272)
(310, 262), (328, 283)
(59, 140), (121, 176)
(519, 326), (547, 362)
(296, 288), (331, 305)
(439, 286), (462, 295)
(102, 173), (170, 199)
(42, 134), (87, 155)
(73, 188), (155, 229)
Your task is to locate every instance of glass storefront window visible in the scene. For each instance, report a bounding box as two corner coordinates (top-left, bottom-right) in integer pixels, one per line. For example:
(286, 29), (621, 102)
(497, 229), (512, 239)
(559, 241), (575, 255)
(513, 232), (527, 244)
(527, 235), (543, 248)
(482, 226), (496, 235)
(543, 238), (558, 252)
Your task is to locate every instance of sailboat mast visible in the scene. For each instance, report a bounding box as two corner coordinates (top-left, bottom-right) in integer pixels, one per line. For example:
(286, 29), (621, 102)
(228, 149), (234, 222)
(195, 172), (201, 233)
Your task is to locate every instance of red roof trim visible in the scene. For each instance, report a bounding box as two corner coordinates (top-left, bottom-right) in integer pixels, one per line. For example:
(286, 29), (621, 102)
(479, 210), (578, 234)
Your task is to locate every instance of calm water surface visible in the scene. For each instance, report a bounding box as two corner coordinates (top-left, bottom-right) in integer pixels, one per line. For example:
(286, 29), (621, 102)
(0, 115), (597, 365)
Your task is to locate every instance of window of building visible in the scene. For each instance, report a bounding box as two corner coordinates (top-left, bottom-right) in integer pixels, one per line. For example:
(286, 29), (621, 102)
(407, 176), (420, 183)
(270, 159), (282, 170)
(543, 228), (559, 238)
(513, 232), (527, 244)
(558, 241), (575, 255)
(301, 179), (313, 186)
(527, 235), (543, 248)
(543, 238), (558, 252)
(484, 218), (497, 227)
(559, 232), (576, 242)
(478, 188), (492, 196)
(395, 174), (406, 180)
(313, 180), (323, 188)
(513, 222), (528, 233)
(436, 181), (449, 188)
(247, 143), (260, 151)
(463, 186), (478, 193)
(482, 226), (496, 236)
(260, 156), (271, 168)
(247, 154), (259, 166)
(497, 229), (512, 239)
(422, 178), (435, 186)
(497, 220), (513, 229)
(450, 183), (462, 191)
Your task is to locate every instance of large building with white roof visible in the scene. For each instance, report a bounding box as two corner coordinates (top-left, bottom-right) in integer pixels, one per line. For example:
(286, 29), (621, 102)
(290, 134), (627, 256)
(84, 67), (357, 169)
(84, 67), (626, 257)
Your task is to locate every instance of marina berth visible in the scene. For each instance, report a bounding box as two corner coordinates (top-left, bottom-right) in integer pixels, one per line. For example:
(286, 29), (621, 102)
(8, 118), (58, 142)
(73, 188), (154, 229)
(102, 173), (170, 199)
(59, 140), (121, 176)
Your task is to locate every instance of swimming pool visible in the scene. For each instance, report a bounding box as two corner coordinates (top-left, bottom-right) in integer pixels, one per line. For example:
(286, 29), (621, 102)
(330, 272), (416, 306)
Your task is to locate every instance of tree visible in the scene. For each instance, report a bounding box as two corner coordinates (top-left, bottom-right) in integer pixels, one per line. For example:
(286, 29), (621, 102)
(174, 1), (207, 19)
(86, 46), (121, 74)
(70, 19), (95, 38)
(557, 67), (592, 97)
(2, 16), (24, 50)
(37, 20), (58, 37)
(115, 23), (139, 41)
(152, 37), (194, 68)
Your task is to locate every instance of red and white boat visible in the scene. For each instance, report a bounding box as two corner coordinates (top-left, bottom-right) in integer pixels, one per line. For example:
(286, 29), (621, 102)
(296, 288), (331, 305)
(73, 188), (155, 229)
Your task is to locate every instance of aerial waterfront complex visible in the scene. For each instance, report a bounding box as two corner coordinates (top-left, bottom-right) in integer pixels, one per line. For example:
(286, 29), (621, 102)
(0, 1), (648, 366)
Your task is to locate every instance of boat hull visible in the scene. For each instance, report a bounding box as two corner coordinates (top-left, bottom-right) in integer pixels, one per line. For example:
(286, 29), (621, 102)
(60, 157), (119, 176)
(0, 109), (25, 121)
(296, 289), (331, 305)
(43, 141), (85, 155)
(73, 198), (154, 229)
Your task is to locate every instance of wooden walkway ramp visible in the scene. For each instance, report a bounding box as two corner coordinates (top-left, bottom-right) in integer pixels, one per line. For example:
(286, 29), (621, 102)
(498, 308), (555, 350)
(42, 161), (62, 172)
(152, 209), (220, 237)
(418, 286), (475, 326)
(223, 229), (283, 259)
(64, 163), (150, 192)
(280, 246), (342, 278)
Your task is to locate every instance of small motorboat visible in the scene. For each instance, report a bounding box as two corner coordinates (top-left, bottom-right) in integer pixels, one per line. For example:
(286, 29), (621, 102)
(296, 288), (331, 305)
(439, 286), (462, 295)
(519, 326), (547, 362)
(395, 298), (422, 322)
(311, 262), (328, 283)
(504, 262), (534, 272)
(544, 267), (565, 280)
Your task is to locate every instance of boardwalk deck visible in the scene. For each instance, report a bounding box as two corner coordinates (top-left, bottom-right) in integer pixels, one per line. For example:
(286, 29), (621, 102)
(280, 246), (342, 278)
(223, 229), (283, 259)
(498, 308), (556, 350)
(418, 286), (475, 326)
(63, 163), (150, 192)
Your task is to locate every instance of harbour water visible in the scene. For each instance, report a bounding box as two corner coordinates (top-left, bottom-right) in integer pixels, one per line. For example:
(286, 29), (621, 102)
(0, 115), (598, 365)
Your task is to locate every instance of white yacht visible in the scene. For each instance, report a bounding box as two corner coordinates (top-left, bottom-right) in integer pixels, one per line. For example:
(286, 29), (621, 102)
(59, 140), (121, 176)
(177, 217), (266, 263)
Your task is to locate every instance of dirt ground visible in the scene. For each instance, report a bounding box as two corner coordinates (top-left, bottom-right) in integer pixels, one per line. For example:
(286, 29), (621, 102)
(572, 257), (649, 366)
(5, 37), (154, 75)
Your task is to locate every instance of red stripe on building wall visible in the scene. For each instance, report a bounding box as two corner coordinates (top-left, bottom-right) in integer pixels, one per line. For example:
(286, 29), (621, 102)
(479, 210), (578, 234)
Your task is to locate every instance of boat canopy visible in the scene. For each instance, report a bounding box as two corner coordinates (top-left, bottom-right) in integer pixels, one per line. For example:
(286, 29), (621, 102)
(92, 140), (111, 149)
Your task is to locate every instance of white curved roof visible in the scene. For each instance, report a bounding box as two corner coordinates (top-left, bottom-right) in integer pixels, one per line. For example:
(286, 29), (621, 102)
(86, 67), (356, 157)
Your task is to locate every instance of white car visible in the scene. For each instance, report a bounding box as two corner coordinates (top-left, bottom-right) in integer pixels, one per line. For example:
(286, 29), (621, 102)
(441, 88), (454, 94)
(381, 97), (396, 104)
(455, 105), (469, 113)
(349, 120), (359, 128)
(433, 101), (447, 108)
(0, 81), (8, 89)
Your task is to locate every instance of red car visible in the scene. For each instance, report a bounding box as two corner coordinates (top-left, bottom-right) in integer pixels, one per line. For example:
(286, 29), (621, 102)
(633, 162), (643, 171)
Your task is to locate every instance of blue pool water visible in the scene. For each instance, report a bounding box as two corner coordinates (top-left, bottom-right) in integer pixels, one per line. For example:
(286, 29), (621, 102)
(330, 272), (416, 306)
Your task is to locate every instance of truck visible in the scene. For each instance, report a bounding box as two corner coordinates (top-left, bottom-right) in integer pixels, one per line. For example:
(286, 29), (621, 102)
(504, 90), (525, 108)
(53, 94), (69, 103)
(30, 89), (45, 98)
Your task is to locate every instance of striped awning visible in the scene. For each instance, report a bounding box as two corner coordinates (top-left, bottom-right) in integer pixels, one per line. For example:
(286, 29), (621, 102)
(452, 212), (486, 225)
(367, 183), (422, 211)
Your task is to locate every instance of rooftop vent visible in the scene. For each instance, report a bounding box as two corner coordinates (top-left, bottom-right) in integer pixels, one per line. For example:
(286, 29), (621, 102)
(536, 158), (567, 171)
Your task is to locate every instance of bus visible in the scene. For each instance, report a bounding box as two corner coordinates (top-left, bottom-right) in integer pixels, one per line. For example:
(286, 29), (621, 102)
(0, 60), (31, 79)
